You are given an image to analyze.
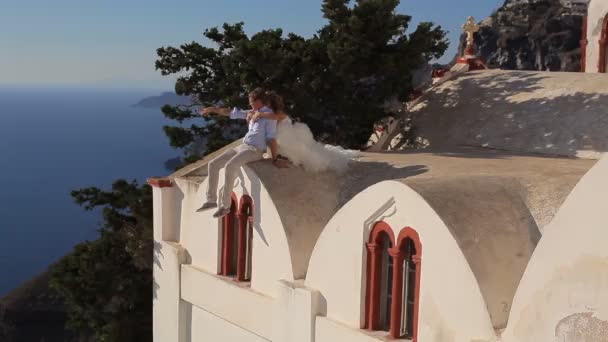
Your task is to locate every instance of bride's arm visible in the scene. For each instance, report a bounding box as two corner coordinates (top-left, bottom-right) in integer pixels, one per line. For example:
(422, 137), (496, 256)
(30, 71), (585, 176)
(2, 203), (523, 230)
(250, 110), (287, 122)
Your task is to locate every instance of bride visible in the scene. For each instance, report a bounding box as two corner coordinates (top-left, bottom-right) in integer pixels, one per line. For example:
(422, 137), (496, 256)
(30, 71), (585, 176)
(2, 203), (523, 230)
(249, 91), (359, 174)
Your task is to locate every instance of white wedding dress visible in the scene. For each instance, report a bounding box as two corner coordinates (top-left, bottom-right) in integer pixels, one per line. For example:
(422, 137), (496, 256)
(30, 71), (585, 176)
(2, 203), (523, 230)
(275, 118), (359, 173)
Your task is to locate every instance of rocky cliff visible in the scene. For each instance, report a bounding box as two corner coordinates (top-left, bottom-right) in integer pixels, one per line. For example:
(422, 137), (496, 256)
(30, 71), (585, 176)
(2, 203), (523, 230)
(461, 0), (584, 71)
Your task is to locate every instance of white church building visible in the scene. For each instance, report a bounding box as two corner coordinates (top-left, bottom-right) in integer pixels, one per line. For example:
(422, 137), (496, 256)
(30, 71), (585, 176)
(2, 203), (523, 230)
(149, 75), (608, 342)
(150, 7), (608, 341)
(150, 142), (608, 342)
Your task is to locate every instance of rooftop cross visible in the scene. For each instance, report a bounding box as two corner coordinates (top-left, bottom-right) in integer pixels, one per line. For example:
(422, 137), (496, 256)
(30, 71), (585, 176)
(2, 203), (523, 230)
(462, 16), (480, 51)
(456, 16), (486, 70)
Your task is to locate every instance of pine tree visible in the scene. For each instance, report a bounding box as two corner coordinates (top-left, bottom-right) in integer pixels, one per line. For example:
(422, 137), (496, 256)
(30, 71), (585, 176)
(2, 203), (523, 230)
(156, 0), (448, 160)
(50, 180), (153, 341)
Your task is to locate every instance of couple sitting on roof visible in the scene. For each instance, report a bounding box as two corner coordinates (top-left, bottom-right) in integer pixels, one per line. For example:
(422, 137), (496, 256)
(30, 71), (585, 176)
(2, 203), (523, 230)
(196, 87), (358, 218)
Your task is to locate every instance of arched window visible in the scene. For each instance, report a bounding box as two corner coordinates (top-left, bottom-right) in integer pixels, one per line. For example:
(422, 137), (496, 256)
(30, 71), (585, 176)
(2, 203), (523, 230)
(392, 228), (422, 340)
(237, 195), (254, 282)
(365, 222), (422, 341)
(365, 222), (395, 331)
(599, 14), (608, 73)
(219, 193), (238, 276)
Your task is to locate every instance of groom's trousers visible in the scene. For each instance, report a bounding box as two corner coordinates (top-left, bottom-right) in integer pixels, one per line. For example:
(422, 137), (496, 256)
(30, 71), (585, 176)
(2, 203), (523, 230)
(206, 144), (264, 209)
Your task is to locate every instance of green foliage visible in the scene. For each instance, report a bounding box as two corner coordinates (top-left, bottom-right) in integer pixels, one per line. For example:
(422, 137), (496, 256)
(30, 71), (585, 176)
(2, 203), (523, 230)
(156, 0), (448, 157)
(50, 180), (153, 341)
(0, 305), (15, 342)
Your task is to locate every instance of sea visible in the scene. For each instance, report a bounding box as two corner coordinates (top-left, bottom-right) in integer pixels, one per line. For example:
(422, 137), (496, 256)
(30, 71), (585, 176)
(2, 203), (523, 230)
(0, 87), (183, 296)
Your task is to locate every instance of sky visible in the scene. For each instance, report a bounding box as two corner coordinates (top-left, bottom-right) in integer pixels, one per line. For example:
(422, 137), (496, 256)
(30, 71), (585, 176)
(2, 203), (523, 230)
(0, 0), (504, 89)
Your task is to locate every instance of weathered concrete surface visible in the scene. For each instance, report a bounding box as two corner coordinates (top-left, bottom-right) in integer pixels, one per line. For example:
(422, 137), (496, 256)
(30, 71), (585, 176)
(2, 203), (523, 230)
(405, 177), (539, 329)
(502, 154), (608, 342)
(555, 312), (608, 342)
(408, 70), (608, 159)
(348, 148), (595, 231)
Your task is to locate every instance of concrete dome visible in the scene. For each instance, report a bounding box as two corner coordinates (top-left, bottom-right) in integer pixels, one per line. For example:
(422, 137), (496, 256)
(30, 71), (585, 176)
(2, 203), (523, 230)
(406, 70), (608, 159)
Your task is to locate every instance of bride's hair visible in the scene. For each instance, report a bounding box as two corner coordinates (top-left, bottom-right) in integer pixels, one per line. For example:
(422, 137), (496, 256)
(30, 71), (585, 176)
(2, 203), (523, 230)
(263, 90), (285, 113)
(248, 87), (266, 102)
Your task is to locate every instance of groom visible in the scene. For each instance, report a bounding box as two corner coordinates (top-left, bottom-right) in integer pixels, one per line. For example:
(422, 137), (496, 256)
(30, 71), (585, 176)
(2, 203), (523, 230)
(196, 88), (283, 218)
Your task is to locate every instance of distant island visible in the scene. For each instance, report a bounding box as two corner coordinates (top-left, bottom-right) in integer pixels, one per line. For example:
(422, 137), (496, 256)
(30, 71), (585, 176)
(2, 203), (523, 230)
(133, 92), (192, 108)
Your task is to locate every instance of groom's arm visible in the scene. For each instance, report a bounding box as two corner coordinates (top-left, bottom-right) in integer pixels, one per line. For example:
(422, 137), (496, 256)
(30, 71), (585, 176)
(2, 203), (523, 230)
(199, 107), (231, 117)
(200, 107), (250, 119)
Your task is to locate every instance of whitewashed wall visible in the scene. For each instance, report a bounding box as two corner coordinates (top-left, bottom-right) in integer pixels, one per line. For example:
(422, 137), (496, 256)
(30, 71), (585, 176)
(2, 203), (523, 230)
(586, 0), (608, 73)
(315, 317), (385, 342)
(181, 265), (274, 339)
(189, 303), (270, 342)
(305, 181), (497, 342)
(152, 183), (188, 342)
(272, 280), (324, 342)
(153, 240), (188, 342)
(503, 155), (608, 342)
(175, 165), (294, 297)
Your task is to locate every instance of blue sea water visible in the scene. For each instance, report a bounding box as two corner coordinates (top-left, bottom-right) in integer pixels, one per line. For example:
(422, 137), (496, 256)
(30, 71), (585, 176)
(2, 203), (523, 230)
(0, 87), (182, 296)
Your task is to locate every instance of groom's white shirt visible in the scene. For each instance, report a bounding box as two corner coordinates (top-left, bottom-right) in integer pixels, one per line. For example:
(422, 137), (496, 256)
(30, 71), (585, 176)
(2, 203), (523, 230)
(230, 106), (277, 151)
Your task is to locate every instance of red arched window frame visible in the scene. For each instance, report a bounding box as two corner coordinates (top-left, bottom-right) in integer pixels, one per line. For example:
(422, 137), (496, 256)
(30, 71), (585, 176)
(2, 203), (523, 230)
(365, 222), (422, 341)
(365, 222), (395, 331)
(219, 193), (238, 276)
(599, 14), (608, 73)
(237, 195), (254, 282)
(390, 227), (422, 341)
